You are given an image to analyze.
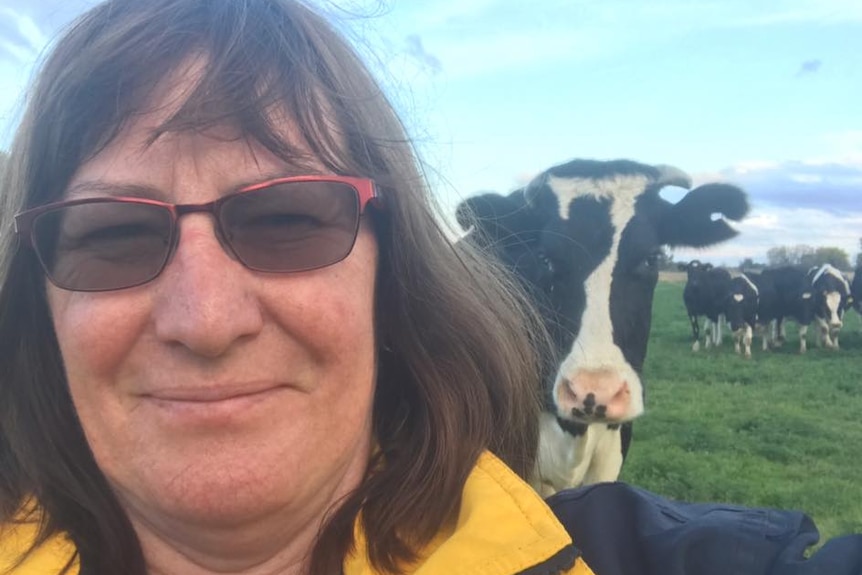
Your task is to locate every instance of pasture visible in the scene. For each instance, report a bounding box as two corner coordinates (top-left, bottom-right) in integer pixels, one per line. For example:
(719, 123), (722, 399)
(620, 279), (862, 544)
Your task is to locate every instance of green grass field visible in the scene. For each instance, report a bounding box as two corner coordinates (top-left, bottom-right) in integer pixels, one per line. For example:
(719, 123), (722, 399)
(619, 281), (862, 544)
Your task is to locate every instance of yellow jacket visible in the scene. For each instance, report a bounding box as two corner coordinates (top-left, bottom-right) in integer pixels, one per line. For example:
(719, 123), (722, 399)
(1, 452), (595, 575)
(0, 509), (78, 575)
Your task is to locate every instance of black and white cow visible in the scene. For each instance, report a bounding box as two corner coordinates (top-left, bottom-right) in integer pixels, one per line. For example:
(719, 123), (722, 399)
(807, 264), (851, 349)
(850, 267), (862, 316)
(723, 274), (759, 358)
(723, 272), (778, 357)
(677, 260), (731, 351)
(457, 158), (749, 494)
(762, 266), (815, 353)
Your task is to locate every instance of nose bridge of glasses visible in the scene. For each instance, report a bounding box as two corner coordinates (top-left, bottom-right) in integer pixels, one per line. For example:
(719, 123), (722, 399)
(174, 199), (221, 218)
(172, 199), (234, 258)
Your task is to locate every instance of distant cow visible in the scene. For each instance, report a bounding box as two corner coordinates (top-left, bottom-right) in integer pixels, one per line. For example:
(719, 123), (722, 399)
(723, 274), (758, 358)
(678, 260), (731, 351)
(807, 264), (851, 349)
(851, 267), (862, 316)
(762, 266), (815, 353)
(457, 158), (749, 494)
(724, 272), (778, 357)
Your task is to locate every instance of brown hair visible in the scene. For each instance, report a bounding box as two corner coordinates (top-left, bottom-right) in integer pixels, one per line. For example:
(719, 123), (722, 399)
(0, 1), (546, 573)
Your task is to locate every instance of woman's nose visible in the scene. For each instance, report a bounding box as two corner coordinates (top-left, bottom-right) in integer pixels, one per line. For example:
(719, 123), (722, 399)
(151, 215), (264, 357)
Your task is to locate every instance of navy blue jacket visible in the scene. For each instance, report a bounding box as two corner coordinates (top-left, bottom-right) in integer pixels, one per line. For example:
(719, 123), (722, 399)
(548, 482), (862, 575)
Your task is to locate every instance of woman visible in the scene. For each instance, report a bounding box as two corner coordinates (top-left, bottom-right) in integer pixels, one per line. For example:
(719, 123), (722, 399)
(0, 0), (591, 573)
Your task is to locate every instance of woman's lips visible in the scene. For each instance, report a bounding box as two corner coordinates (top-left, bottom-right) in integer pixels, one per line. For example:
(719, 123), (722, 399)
(139, 382), (292, 425)
(143, 381), (287, 402)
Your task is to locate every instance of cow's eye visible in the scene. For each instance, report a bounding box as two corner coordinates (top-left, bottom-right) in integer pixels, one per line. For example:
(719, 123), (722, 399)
(538, 251), (555, 274)
(535, 250), (558, 293)
(634, 251), (661, 276)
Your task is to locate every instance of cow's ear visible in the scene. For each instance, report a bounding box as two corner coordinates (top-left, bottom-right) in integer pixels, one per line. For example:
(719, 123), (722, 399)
(456, 191), (535, 248)
(703, 263), (714, 271)
(658, 183), (749, 248)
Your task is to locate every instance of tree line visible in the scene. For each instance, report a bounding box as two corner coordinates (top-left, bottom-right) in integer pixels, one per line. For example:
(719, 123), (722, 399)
(736, 245), (854, 272)
(744, 241), (861, 271)
(658, 240), (861, 272)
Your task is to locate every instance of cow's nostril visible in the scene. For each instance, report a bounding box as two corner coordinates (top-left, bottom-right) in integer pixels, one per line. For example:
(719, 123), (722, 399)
(558, 378), (578, 404)
(604, 382), (631, 420)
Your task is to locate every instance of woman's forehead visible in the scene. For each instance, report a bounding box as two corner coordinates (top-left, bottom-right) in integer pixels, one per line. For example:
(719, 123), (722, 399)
(65, 56), (327, 193)
(124, 57), (296, 144)
(66, 128), (324, 203)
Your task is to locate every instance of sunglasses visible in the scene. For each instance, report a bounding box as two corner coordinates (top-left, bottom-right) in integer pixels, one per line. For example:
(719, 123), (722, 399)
(15, 175), (380, 292)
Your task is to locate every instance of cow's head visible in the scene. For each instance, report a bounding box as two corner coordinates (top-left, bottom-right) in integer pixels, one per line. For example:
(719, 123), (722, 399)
(677, 260), (714, 289)
(458, 159), (749, 427)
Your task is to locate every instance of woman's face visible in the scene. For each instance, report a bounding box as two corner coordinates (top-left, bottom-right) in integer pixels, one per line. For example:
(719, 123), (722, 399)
(45, 77), (379, 539)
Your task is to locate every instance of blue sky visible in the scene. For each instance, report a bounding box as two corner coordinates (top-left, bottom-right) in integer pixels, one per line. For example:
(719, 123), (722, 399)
(1, 0), (860, 265)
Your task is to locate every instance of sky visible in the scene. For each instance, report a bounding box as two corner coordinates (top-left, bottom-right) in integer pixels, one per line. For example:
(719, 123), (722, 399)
(0, 0), (860, 266)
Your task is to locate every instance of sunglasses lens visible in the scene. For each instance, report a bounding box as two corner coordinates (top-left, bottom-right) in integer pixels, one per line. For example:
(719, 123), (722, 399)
(32, 201), (173, 291)
(220, 181), (361, 272)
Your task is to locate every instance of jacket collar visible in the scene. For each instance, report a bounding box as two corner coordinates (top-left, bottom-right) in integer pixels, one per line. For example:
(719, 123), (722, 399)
(2, 453), (583, 575)
(344, 451), (580, 575)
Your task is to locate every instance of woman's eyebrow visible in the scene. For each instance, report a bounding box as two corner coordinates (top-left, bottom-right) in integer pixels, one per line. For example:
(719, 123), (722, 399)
(66, 167), (331, 201)
(232, 169), (329, 190)
(65, 181), (168, 201)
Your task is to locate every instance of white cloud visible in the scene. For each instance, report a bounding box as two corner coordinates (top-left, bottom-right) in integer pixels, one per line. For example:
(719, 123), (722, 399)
(674, 206), (861, 267)
(729, 161), (783, 175)
(0, 8), (49, 60)
(679, 158), (862, 266)
(789, 174), (823, 184)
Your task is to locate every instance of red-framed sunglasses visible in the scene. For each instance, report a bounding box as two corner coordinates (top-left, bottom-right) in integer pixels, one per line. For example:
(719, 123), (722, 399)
(15, 175), (380, 292)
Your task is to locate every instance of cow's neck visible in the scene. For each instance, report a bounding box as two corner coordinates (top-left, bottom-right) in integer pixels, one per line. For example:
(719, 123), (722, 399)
(536, 413), (623, 495)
